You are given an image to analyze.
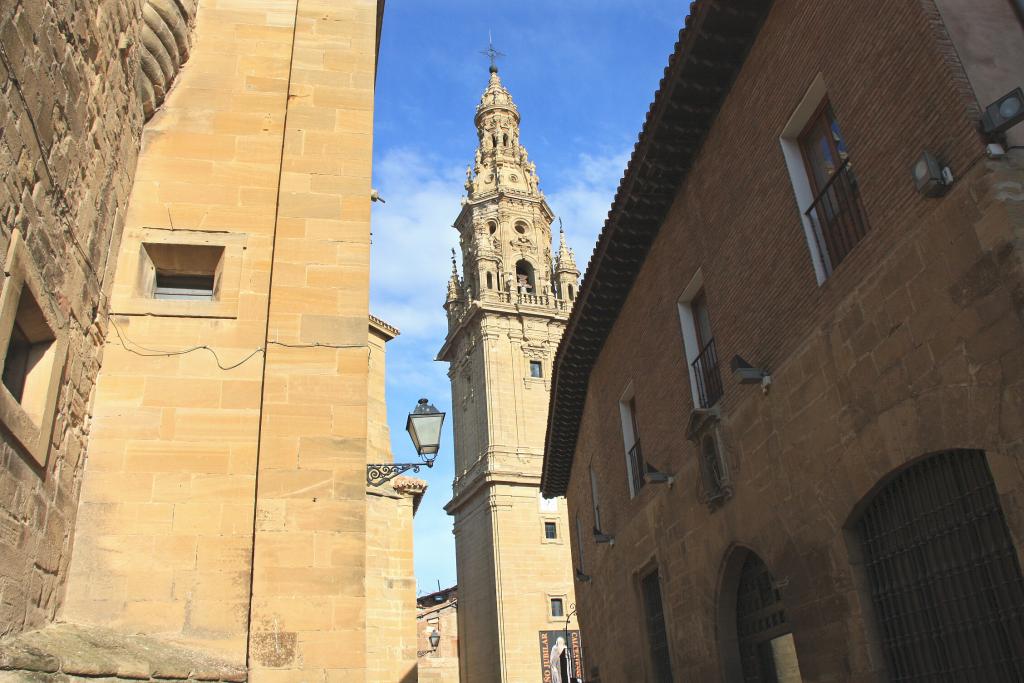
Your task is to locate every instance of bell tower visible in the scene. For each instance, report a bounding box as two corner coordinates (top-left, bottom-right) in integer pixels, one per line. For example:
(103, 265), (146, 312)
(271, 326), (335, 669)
(439, 63), (581, 683)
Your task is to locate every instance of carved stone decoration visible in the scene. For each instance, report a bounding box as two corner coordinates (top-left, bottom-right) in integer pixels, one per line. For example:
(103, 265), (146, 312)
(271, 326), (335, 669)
(685, 407), (734, 511)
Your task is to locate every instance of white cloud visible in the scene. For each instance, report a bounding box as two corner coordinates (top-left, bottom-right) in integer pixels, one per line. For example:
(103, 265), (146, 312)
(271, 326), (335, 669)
(545, 150), (630, 276)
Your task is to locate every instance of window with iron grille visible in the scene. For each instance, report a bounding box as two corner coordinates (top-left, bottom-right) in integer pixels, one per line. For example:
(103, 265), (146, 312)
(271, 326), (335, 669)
(640, 570), (673, 683)
(855, 449), (1024, 681)
(798, 102), (868, 275)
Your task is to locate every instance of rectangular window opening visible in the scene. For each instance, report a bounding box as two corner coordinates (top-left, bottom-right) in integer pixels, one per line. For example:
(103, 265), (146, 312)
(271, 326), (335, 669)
(619, 393), (645, 497)
(544, 521), (557, 539)
(780, 77), (869, 283)
(530, 360), (543, 378)
(2, 288), (57, 426)
(142, 242), (225, 302)
(551, 598), (564, 618)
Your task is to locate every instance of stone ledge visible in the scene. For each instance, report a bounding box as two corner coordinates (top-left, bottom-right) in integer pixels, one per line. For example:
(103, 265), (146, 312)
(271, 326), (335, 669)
(0, 624), (246, 682)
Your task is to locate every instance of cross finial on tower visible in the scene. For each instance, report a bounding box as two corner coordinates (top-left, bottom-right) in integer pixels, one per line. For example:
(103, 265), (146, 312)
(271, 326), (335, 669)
(451, 248), (458, 276)
(480, 31), (505, 74)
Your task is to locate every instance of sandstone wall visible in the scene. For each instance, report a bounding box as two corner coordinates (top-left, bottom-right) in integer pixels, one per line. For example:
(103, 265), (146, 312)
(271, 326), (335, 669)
(0, 0), (145, 636)
(60, 0), (293, 660)
(416, 600), (459, 683)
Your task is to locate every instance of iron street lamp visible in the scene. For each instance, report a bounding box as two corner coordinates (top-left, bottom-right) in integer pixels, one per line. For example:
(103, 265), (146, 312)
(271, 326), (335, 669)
(417, 628), (442, 657)
(366, 398), (446, 487)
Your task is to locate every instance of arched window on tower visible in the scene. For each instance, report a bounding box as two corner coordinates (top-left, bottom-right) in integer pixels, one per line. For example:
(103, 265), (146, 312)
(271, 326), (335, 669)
(486, 272), (493, 289)
(503, 133), (509, 146)
(515, 260), (535, 294)
(568, 284), (575, 301)
(492, 133), (498, 148)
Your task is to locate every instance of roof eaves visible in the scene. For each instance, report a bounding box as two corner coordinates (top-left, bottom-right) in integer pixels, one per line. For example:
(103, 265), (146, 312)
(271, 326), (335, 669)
(541, 0), (776, 497)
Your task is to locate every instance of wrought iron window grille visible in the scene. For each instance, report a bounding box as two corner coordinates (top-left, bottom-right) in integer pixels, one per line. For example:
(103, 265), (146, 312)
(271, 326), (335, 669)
(627, 440), (646, 495)
(692, 337), (724, 409)
(805, 158), (869, 275)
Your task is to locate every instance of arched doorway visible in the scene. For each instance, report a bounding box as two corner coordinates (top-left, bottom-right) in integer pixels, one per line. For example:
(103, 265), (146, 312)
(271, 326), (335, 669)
(853, 449), (1024, 680)
(719, 548), (803, 682)
(736, 552), (800, 682)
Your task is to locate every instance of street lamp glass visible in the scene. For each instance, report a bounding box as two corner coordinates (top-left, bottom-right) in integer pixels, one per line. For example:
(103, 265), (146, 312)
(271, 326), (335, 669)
(429, 628), (441, 650)
(406, 398), (445, 457)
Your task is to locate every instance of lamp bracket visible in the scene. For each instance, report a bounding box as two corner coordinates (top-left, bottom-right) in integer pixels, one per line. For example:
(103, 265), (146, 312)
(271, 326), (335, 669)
(366, 459), (435, 487)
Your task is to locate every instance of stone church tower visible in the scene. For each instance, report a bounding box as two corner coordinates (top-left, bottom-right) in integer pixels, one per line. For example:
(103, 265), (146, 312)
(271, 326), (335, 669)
(438, 64), (581, 682)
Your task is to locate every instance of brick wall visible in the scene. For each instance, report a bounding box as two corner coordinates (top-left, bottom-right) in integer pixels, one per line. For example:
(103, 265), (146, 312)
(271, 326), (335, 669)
(563, 0), (1024, 680)
(0, 0), (145, 635)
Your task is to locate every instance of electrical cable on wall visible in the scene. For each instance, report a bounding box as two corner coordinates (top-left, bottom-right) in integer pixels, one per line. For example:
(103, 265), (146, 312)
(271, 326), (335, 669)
(108, 317), (366, 372)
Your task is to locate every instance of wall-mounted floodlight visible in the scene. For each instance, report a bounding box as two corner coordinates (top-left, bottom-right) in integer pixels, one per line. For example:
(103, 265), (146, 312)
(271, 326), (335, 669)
(593, 528), (615, 545)
(731, 355), (772, 395)
(575, 569), (592, 583)
(912, 151), (953, 197)
(981, 87), (1024, 136)
(731, 355), (767, 384)
(644, 463), (675, 487)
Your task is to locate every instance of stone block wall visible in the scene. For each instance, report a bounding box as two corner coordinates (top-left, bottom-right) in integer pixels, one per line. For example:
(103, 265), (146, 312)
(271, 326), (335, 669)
(0, 0), (145, 636)
(416, 598), (459, 683)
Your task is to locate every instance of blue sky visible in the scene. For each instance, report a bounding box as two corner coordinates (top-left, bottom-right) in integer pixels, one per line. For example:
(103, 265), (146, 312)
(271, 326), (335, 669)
(369, 1), (689, 594)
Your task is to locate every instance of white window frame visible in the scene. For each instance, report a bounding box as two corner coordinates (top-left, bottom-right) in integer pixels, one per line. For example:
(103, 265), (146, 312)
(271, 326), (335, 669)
(676, 268), (705, 408)
(618, 382), (642, 498)
(548, 594), (567, 620)
(779, 73), (831, 284)
(589, 464), (602, 532)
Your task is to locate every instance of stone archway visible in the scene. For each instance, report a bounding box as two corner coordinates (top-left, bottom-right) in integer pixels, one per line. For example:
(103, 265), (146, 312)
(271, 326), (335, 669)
(850, 449), (1024, 681)
(718, 546), (803, 683)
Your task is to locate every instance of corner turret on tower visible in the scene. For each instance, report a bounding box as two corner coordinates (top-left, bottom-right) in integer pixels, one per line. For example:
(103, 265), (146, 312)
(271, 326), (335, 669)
(554, 223), (580, 302)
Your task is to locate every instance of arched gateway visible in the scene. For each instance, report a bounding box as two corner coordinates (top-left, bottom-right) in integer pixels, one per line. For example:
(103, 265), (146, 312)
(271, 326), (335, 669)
(853, 449), (1024, 681)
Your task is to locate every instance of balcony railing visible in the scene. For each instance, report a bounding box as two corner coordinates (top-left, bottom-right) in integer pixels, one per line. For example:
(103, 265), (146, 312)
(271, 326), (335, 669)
(805, 159), (870, 274)
(627, 440), (645, 495)
(691, 337), (723, 409)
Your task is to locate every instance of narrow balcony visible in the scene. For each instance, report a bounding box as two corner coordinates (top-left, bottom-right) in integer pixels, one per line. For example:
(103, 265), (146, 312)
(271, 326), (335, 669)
(691, 337), (723, 409)
(627, 440), (645, 494)
(805, 159), (870, 273)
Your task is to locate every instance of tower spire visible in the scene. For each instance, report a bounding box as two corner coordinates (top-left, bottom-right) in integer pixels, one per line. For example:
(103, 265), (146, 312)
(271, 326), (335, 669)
(480, 32), (504, 73)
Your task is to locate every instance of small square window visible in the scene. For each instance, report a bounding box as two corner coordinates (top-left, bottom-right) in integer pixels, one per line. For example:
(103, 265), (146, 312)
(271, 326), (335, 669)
(112, 229), (246, 319)
(143, 243), (224, 301)
(550, 598), (564, 617)
(530, 360), (543, 378)
(544, 522), (557, 539)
